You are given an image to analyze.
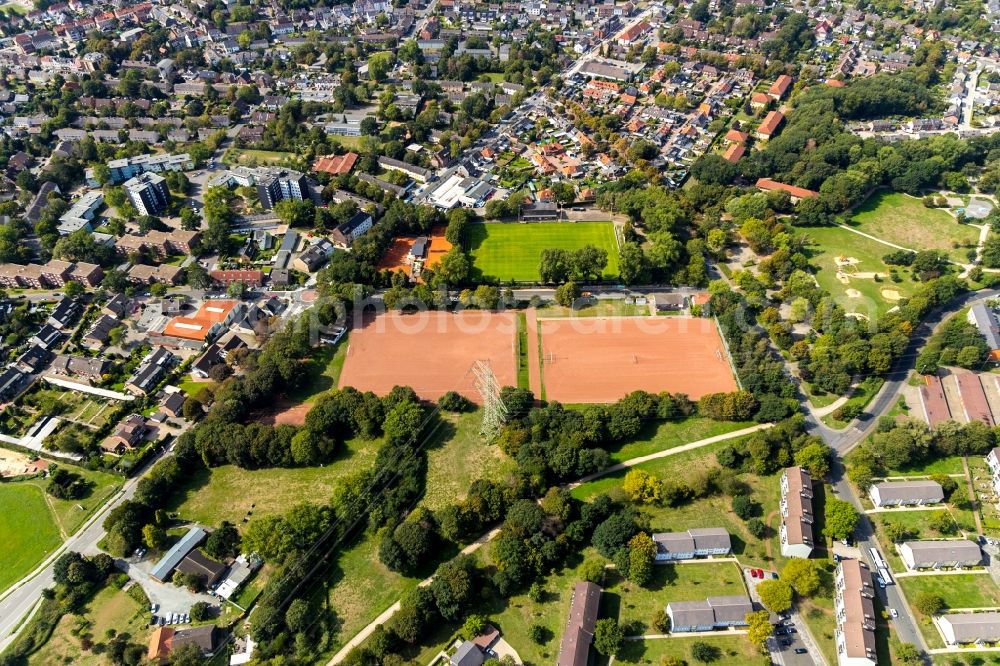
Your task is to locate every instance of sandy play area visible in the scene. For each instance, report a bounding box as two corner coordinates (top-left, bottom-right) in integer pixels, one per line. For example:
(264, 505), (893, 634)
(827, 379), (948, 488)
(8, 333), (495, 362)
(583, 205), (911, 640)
(0, 448), (46, 478)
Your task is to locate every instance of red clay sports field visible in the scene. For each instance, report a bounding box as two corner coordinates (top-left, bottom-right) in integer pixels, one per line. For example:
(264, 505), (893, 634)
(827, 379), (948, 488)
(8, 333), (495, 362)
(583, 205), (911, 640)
(338, 311), (737, 403)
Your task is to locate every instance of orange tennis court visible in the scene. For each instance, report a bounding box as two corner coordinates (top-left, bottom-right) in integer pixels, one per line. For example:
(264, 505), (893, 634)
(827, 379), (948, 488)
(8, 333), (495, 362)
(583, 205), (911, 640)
(339, 311), (518, 402)
(538, 316), (738, 403)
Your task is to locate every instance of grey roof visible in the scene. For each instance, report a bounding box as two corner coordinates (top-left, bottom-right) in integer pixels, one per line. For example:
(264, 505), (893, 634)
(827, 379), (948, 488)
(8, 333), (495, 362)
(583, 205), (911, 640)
(451, 641), (485, 666)
(667, 600), (716, 626)
(872, 480), (944, 503)
(653, 532), (695, 554)
(969, 303), (1000, 350)
(150, 526), (206, 580)
(941, 612), (1000, 643)
(688, 528), (732, 550)
(338, 211), (372, 235)
(901, 540), (982, 567)
(707, 595), (753, 623)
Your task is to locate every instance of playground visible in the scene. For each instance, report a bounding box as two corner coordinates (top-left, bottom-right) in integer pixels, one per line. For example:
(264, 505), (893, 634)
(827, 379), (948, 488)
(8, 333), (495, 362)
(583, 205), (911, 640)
(536, 316), (738, 403)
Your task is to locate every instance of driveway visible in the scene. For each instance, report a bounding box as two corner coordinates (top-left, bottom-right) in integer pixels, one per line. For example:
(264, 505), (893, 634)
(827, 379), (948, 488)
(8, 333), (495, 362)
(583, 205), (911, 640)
(116, 555), (218, 621)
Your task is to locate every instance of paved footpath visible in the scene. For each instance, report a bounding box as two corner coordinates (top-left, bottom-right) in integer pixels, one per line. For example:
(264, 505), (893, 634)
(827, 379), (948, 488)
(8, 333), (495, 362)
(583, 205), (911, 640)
(569, 422), (773, 487)
(327, 423), (770, 663)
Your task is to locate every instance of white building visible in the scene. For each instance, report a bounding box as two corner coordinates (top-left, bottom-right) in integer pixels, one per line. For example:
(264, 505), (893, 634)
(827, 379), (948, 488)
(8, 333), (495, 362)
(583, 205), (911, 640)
(780, 466), (814, 559)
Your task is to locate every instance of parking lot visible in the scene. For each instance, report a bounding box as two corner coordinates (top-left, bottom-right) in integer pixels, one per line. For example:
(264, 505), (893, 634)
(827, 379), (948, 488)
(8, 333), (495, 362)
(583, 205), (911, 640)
(116, 552), (218, 624)
(743, 567), (819, 666)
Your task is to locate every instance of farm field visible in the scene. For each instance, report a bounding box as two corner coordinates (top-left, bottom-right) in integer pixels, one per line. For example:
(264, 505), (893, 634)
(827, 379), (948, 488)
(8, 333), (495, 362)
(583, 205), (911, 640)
(800, 226), (920, 315)
(538, 316), (737, 403)
(0, 483), (63, 593)
(466, 221), (620, 282)
(339, 311), (517, 402)
(167, 437), (380, 525)
(28, 584), (148, 666)
(846, 191), (979, 262)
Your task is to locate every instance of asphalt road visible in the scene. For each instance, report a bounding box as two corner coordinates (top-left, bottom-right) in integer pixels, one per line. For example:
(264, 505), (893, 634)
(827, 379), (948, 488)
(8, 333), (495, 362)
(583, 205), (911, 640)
(803, 288), (1000, 661)
(0, 446), (168, 653)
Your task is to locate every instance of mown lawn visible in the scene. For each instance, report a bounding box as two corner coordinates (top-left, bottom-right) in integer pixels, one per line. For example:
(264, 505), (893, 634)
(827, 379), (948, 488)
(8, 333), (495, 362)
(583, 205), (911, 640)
(224, 148), (296, 166)
(821, 377), (884, 428)
(0, 483), (63, 593)
(899, 574), (1000, 610)
(883, 456), (966, 477)
(536, 300), (650, 319)
(609, 562), (748, 628)
(284, 338), (349, 404)
(847, 191), (980, 262)
(29, 583), (148, 666)
(479, 548), (602, 665)
(466, 222), (620, 282)
(571, 439), (747, 500)
(616, 635), (768, 665)
(166, 436), (380, 525)
(324, 535), (421, 653)
(23, 466), (121, 536)
(607, 417), (755, 464)
(799, 226), (920, 316)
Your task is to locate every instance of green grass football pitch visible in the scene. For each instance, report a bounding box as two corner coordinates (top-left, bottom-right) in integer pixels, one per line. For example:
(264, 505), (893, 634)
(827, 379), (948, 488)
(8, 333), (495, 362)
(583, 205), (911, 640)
(466, 222), (620, 282)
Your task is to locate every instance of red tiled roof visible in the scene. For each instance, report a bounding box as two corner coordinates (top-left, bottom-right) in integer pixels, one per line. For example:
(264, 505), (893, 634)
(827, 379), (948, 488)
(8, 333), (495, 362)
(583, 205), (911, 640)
(313, 152), (358, 175)
(757, 110), (784, 137)
(755, 178), (818, 199)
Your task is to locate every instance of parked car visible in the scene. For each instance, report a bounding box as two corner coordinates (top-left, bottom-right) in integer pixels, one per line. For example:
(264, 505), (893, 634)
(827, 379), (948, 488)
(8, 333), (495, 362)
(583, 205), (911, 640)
(780, 640), (792, 647)
(890, 608), (899, 618)
(149, 615), (158, 625)
(795, 648), (808, 655)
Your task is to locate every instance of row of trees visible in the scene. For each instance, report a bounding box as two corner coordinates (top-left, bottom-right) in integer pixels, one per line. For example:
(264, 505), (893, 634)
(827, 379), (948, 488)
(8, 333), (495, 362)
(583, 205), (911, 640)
(849, 417), (997, 490)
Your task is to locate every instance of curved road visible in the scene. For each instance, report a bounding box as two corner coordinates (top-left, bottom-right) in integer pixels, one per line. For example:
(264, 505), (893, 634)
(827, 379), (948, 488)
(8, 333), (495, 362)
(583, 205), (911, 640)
(0, 447), (168, 654)
(801, 288), (1000, 661)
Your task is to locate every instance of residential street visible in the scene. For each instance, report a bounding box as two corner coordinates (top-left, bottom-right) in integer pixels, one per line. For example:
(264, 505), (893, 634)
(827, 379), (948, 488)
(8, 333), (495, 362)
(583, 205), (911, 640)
(0, 445), (169, 653)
